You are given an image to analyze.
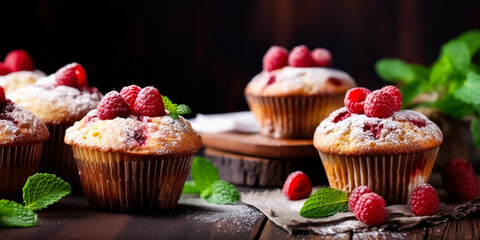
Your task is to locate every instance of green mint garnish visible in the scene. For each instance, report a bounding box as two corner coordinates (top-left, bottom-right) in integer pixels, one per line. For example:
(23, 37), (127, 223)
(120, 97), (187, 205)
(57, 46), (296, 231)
(0, 200), (37, 227)
(300, 188), (348, 218)
(375, 59), (416, 83)
(182, 156), (239, 204)
(23, 173), (71, 211)
(162, 95), (191, 119)
(202, 180), (240, 205)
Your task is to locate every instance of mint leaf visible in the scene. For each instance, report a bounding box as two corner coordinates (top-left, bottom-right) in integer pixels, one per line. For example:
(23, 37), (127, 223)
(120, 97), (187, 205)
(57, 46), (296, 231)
(375, 59), (415, 83)
(162, 95), (191, 119)
(399, 80), (425, 107)
(0, 200), (37, 227)
(23, 173), (71, 211)
(454, 72), (480, 105)
(300, 188), (348, 218)
(433, 94), (474, 119)
(182, 180), (201, 194)
(457, 30), (480, 56)
(409, 64), (430, 82)
(442, 40), (470, 72)
(177, 104), (191, 115)
(472, 117), (480, 148)
(202, 180), (239, 204)
(430, 55), (453, 86)
(191, 157), (219, 191)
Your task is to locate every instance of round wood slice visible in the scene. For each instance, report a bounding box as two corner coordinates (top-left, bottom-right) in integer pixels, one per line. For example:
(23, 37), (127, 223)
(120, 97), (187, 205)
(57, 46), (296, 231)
(204, 147), (328, 187)
(200, 131), (318, 158)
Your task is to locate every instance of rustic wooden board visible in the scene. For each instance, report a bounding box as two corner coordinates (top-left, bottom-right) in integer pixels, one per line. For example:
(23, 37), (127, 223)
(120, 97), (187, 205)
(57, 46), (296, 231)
(259, 220), (351, 240)
(205, 147), (328, 187)
(201, 131), (318, 158)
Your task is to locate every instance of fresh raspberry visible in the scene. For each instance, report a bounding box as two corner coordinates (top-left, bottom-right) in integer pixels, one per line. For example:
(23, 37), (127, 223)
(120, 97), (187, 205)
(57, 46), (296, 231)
(442, 158), (474, 185)
(263, 46), (289, 72)
(133, 86), (166, 117)
(3, 49), (34, 72)
(282, 171), (312, 200)
(381, 86), (402, 111)
(344, 87), (371, 114)
(97, 91), (130, 120)
(55, 63), (88, 88)
(0, 64), (12, 76)
(0, 86), (5, 103)
(120, 85), (142, 111)
(446, 169), (479, 202)
(288, 45), (315, 67)
(364, 90), (395, 118)
(354, 192), (387, 226)
(311, 48), (332, 67)
(348, 186), (372, 212)
(410, 184), (439, 216)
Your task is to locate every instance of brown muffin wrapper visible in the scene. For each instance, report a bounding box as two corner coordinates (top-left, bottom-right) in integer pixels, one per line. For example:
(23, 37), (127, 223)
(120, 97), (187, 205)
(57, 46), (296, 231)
(245, 94), (344, 139)
(40, 125), (81, 190)
(72, 146), (194, 212)
(0, 143), (43, 201)
(319, 147), (439, 204)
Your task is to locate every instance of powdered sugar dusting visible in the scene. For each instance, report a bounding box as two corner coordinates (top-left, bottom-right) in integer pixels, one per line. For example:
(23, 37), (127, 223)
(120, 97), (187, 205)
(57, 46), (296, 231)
(0, 70), (46, 93)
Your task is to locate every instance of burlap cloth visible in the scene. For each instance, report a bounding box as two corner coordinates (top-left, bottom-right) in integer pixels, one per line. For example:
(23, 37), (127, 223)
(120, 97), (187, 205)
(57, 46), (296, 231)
(241, 174), (480, 235)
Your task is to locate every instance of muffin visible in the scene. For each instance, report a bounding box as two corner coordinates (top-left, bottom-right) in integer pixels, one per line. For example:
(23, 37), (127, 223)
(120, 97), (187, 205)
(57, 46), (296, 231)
(65, 86), (202, 211)
(7, 63), (102, 190)
(0, 49), (46, 93)
(245, 45), (356, 139)
(0, 86), (49, 200)
(313, 86), (443, 204)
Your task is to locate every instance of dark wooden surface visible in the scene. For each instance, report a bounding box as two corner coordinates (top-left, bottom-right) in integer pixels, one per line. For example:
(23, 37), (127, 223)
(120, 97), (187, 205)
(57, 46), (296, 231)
(1, 188), (480, 240)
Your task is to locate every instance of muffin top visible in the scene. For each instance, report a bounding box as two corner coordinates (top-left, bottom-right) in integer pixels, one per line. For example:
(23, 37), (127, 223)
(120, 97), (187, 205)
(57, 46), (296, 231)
(0, 95), (49, 147)
(0, 70), (46, 94)
(64, 85), (202, 156)
(7, 63), (102, 126)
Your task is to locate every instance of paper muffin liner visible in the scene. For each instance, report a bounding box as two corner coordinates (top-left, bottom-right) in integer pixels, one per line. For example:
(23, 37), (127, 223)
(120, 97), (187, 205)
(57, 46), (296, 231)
(72, 146), (194, 211)
(245, 94), (344, 139)
(319, 147), (439, 204)
(40, 124), (81, 191)
(0, 143), (43, 201)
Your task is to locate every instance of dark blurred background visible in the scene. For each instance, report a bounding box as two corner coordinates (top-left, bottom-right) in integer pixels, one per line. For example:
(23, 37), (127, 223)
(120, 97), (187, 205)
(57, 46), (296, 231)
(2, 0), (480, 115)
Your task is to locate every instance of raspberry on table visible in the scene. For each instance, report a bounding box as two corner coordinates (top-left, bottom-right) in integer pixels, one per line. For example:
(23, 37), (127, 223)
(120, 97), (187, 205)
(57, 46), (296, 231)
(55, 63), (88, 88)
(354, 192), (387, 226)
(97, 91), (130, 120)
(410, 184), (439, 216)
(344, 87), (371, 114)
(348, 185), (372, 212)
(0, 64), (12, 76)
(263, 46), (289, 72)
(442, 158), (474, 185)
(364, 90), (395, 118)
(283, 171), (312, 200)
(311, 48), (332, 67)
(134, 86), (166, 117)
(288, 45), (315, 68)
(3, 49), (34, 72)
(381, 85), (402, 111)
(120, 85), (142, 112)
(446, 169), (479, 202)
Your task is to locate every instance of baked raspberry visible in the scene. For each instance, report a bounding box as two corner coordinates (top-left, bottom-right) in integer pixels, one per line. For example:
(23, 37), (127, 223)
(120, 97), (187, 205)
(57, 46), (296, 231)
(327, 77), (342, 87)
(263, 46), (289, 72)
(332, 110), (351, 123)
(134, 86), (166, 117)
(120, 85), (142, 111)
(354, 192), (387, 226)
(381, 86), (402, 111)
(0, 86), (5, 103)
(288, 45), (315, 68)
(283, 171), (312, 200)
(0, 64), (12, 76)
(97, 91), (130, 120)
(446, 169), (479, 202)
(348, 185), (372, 212)
(55, 63), (88, 88)
(364, 90), (395, 118)
(363, 123), (383, 139)
(311, 48), (332, 67)
(344, 87), (371, 114)
(3, 49), (34, 72)
(442, 158), (474, 185)
(410, 184), (439, 216)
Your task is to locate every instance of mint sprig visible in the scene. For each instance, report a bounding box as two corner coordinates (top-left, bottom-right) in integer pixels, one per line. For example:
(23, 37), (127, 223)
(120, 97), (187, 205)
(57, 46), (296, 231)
(182, 157), (239, 204)
(0, 173), (70, 228)
(162, 95), (191, 119)
(300, 188), (348, 218)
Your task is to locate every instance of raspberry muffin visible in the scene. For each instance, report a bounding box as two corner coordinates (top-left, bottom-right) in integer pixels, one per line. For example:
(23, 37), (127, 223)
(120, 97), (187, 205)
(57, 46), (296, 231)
(65, 86), (202, 211)
(245, 45), (356, 139)
(0, 50), (46, 94)
(0, 86), (49, 200)
(7, 63), (102, 190)
(314, 86), (443, 204)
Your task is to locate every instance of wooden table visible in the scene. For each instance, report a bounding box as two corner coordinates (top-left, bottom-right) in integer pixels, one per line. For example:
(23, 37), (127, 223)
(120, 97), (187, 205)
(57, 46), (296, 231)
(1, 186), (480, 240)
